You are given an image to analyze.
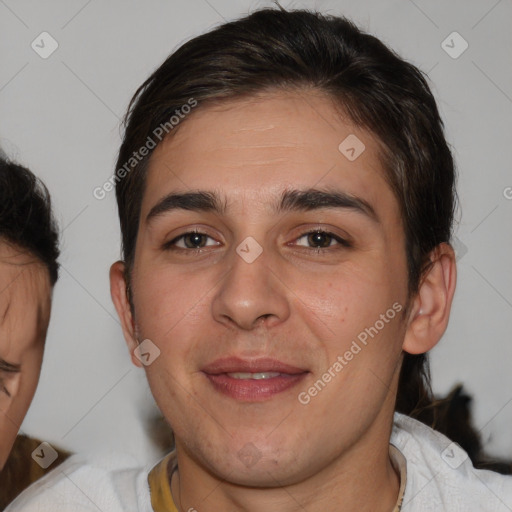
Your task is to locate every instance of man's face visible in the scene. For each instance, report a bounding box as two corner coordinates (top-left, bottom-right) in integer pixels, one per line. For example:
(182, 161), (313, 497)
(126, 91), (411, 485)
(0, 243), (52, 469)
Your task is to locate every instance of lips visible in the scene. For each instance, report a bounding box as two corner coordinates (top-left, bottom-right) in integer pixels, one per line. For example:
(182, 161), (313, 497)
(202, 357), (306, 375)
(202, 357), (308, 401)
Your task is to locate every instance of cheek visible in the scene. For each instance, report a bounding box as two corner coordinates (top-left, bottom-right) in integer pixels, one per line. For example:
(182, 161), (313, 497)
(294, 264), (406, 387)
(0, 420), (17, 468)
(15, 355), (44, 416)
(293, 261), (397, 331)
(144, 359), (204, 441)
(132, 270), (210, 395)
(132, 263), (212, 336)
(0, 367), (41, 469)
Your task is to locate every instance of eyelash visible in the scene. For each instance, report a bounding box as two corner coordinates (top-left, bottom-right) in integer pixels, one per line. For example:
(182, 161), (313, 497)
(163, 229), (351, 254)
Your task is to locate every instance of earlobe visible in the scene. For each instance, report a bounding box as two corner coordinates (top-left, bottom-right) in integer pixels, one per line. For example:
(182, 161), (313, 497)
(402, 243), (457, 355)
(109, 261), (143, 368)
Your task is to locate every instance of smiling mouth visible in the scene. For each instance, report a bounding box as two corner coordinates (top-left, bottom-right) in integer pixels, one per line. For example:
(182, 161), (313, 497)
(227, 372), (281, 379)
(202, 357), (308, 402)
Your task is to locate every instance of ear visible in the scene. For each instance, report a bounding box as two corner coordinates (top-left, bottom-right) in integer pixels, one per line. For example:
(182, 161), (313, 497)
(109, 261), (143, 368)
(402, 243), (457, 355)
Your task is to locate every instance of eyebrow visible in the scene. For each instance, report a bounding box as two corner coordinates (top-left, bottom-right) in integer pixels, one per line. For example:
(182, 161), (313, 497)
(146, 188), (379, 224)
(0, 359), (21, 373)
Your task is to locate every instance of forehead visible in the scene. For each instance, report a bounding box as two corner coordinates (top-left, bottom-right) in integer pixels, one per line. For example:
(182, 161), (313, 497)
(142, 90), (398, 221)
(0, 244), (52, 354)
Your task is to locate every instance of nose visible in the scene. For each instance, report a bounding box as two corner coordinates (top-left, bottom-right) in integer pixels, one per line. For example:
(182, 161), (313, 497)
(211, 242), (290, 331)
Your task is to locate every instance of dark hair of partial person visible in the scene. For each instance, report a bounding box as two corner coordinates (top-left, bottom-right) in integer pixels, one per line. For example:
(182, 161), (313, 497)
(113, 6), (457, 421)
(0, 157), (60, 285)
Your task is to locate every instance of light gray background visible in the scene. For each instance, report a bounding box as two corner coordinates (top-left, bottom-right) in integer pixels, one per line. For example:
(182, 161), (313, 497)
(1, 0), (511, 465)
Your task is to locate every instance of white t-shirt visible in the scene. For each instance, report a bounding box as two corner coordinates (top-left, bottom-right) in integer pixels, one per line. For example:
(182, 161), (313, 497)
(6, 412), (512, 511)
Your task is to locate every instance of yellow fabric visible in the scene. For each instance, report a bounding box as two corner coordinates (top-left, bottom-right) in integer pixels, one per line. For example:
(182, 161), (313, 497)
(148, 452), (178, 512)
(148, 446), (407, 511)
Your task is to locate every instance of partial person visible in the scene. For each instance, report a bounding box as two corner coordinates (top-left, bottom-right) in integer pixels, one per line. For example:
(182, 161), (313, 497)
(0, 155), (67, 509)
(0, 155), (60, 473)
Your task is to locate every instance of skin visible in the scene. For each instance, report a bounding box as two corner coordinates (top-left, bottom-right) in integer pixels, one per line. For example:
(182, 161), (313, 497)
(111, 90), (456, 511)
(0, 242), (52, 470)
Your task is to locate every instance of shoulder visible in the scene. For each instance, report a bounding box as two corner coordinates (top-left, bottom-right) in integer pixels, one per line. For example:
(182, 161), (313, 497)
(5, 452), (153, 512)
(392, 412), (512, 511)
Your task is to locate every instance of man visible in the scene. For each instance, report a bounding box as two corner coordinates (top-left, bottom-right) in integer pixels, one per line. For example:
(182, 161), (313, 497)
(8, 7), (512, 511)
(0, 155), (59, 470)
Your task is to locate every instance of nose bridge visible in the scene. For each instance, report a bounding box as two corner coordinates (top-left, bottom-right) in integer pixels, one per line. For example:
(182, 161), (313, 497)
(211, 239), (290, 330)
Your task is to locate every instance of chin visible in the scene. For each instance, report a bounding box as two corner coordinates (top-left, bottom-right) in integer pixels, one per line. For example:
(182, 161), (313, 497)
(211, 456), (306, 488)
(191, 435), (311, 488)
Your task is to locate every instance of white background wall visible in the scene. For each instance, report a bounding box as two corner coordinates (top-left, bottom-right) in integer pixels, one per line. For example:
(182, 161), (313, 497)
(1, 0), (511, 465)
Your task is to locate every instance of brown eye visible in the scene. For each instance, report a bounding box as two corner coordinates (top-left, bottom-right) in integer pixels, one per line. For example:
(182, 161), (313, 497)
(295, 230), (350, 250)
(307, 232), (334, 248)
(182, 233), (208, 248)
(164, 231), (220, 251)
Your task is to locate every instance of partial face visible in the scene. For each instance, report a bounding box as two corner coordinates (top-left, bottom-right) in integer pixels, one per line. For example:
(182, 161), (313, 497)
(0, 243), (52, 469)
(121, 91), (411, 485)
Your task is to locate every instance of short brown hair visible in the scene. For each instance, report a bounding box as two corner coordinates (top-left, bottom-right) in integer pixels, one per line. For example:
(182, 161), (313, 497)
(114, 7), (457, 416)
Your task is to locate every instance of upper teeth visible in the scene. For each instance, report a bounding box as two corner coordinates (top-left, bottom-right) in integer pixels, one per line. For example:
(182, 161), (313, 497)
(227, 372), (281, 380)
